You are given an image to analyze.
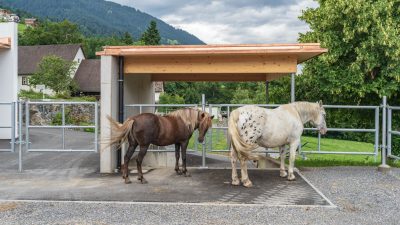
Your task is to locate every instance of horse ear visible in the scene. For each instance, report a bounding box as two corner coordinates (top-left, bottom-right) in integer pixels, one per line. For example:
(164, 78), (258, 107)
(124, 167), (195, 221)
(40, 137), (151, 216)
(211, 115), (214, 119)
(319, 100), (323, 106)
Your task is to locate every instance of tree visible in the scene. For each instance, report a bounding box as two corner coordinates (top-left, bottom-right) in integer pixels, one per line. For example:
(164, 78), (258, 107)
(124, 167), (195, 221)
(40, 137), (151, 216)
(29, 55), (78, 95)
(140, 20), (161, 45)
(297, 0), (400, 105)
(231, 83), (266, 104)
(122, 32), (134, 45)
(19, 20), (84, 46)
(280, 0), (400, 143)
(158, 93), (185, 113)
(83, 35), (142, 59)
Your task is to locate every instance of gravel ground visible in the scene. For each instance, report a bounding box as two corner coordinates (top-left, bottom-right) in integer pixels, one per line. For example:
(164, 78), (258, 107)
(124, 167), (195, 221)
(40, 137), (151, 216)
(0, 166), (399, 225)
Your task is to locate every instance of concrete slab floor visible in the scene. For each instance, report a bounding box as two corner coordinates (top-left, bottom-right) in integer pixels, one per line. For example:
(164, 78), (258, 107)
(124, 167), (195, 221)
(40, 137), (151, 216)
(0, 167), (330, 206)
(0, 137), (331, 206)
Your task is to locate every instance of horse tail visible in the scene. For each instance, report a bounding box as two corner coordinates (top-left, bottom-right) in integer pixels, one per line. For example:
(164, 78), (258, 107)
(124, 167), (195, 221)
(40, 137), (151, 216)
(228, 109), (264, 161)
(107, 115), (135, 149)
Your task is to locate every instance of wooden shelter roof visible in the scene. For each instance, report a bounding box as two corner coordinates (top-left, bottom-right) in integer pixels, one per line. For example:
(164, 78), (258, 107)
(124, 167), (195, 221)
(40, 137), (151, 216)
(96, 43), (327, 82)
(97, 43), (327, 64)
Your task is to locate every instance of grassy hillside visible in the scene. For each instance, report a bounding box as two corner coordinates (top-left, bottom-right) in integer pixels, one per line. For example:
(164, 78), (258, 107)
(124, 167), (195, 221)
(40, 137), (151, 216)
(0, 0), (204, 44)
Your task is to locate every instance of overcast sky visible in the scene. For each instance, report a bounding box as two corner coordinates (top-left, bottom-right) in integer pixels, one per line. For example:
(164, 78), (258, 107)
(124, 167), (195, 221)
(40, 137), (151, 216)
(110, 0), (318, 44)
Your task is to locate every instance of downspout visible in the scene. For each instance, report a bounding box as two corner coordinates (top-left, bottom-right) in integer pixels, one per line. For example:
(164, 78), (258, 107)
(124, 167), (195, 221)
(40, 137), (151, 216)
(117, 56), (124, 171)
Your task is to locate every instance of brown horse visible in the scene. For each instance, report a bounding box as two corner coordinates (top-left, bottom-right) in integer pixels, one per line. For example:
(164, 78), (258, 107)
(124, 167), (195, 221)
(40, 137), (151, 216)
(108, 108), (213, 184)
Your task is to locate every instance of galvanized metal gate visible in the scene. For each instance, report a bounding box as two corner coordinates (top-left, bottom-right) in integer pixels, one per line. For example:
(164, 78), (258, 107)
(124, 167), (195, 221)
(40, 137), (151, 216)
(0, 101), (99, 172)
(25, 101), (98, 152)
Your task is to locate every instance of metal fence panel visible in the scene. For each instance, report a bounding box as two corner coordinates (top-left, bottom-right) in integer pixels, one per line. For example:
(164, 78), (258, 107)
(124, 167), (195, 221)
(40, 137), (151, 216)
(0, 102), (16, 152)
(387, 106), (400, 160)
(206, 104), (379, 158)
(25, 101), (98, 152)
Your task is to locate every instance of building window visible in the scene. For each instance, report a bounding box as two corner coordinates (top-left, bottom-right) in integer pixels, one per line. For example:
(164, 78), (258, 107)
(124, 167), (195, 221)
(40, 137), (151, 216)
(22, 76), (29, 85)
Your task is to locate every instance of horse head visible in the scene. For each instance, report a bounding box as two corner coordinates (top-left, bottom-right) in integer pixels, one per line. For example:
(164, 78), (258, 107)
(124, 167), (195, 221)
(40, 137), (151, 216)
(197, 111), (214, 143)
(314, 100), (327, 135)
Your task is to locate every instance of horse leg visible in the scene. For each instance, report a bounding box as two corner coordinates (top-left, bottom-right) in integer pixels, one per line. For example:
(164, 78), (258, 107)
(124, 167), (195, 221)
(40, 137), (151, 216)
(181, 141), (191, 177)
(174, 143), (182, 175)
(122, 138), (138, 184)
(288, 140), (300, 181)
(279, 145), (288, 178)
(175, 144), (182, 175)
(240, 159), (253, 188)
(230, 147), (240, 186)
(136, 145), (149, 184)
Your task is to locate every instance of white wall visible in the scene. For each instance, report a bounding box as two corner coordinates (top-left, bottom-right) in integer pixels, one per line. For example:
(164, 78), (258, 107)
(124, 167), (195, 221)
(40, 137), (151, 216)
(72, 47), (85, 76)
(100, 56), (119, 173)
(0, 22), (18, 139)
(124, 74), (155, 116)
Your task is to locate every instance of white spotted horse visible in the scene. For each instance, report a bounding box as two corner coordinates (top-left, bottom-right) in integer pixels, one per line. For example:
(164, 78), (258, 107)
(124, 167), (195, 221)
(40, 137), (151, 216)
(228, 101), (327, 187)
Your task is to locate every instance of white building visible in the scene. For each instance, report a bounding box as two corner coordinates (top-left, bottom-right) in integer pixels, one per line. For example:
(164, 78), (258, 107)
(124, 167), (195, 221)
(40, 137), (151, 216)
(18, 44), (85, 95)
(0, 22), (18, 139)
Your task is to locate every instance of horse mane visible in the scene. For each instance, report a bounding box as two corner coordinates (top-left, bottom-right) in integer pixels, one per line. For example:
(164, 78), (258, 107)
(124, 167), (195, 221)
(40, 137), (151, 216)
(291, 102), (320, 123)
(167, 108), (200, 132)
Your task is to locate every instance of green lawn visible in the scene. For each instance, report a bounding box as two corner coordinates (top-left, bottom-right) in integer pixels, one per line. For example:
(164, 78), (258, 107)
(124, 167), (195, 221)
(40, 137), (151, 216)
(188, 128), (400, 167)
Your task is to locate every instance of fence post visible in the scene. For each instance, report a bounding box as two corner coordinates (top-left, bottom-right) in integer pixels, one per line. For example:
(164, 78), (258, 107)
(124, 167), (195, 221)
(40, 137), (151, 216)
(11, 102), (15, 152)
(387, 108), (392, 157)
(226, 106), (230, 151)
(374, 107), (379, 161)
(201, 94), (207, 168)
(291, 73), (295, 103)
(62, 103), (65, 150)
(94, 102), (99, 153)
(18, 101), (23, 172)
(209, 104), (213, 151)
(378, 96), (391, 172)
(25, 101), (29, 152)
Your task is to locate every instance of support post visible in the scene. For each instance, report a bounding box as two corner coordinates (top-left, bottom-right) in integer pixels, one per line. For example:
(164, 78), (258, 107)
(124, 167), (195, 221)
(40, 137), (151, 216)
(201, 94), (207, 168)
(291, 73), (295, 103)
(378, 96), (391, 172)
(117, 56), (124, 171)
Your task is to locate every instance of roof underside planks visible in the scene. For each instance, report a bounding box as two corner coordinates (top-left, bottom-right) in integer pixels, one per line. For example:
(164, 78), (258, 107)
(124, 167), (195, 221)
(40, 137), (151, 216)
(97, 43), (327, 82)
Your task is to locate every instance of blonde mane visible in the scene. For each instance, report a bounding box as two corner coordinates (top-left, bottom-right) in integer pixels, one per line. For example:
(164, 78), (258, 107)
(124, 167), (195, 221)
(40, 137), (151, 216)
(292, 102), (320, 123)
(167, 108), (201, 132)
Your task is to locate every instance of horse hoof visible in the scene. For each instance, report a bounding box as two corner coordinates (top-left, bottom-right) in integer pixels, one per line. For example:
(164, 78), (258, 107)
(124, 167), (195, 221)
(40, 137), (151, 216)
(287, 174), (296, 181)
(242, 179), (253, 188)
(175, 170), (183, 175)
(141, 179), (148, 184)
(184, 172), (191, 177)
(124, 178), (132, 184)
(139, 178), (148, 184)
(280, 170), (288, 178)
(232, 179), (240, 186)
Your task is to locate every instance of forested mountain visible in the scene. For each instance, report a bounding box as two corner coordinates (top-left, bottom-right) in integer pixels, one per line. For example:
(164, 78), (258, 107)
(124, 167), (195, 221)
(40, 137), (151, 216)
(0, 0), (204, 44)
